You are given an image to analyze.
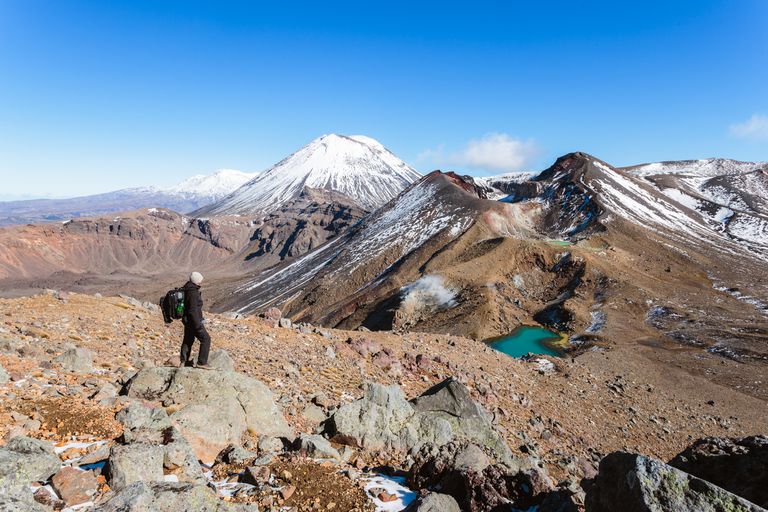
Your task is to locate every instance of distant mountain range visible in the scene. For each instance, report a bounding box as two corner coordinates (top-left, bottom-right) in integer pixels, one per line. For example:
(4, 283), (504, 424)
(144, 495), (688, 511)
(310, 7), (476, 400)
(0, 136), (766, 375)
(0, 169), (257, 226)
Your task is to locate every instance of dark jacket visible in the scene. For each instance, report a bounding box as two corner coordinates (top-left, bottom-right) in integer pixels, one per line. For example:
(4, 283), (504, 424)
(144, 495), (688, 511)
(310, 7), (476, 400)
(182, 281), (204, 329)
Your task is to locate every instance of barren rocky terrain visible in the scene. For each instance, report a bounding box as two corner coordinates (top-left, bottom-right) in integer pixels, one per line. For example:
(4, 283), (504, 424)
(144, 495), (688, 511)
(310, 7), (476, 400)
(0, 292), (766, 510)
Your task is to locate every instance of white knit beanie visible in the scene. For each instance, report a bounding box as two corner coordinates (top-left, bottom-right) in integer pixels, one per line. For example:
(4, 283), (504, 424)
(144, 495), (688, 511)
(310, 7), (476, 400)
(190, 272), (204, 285)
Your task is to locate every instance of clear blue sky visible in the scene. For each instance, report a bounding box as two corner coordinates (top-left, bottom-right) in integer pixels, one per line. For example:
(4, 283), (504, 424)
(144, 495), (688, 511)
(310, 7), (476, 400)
(1, 1), (766, 198)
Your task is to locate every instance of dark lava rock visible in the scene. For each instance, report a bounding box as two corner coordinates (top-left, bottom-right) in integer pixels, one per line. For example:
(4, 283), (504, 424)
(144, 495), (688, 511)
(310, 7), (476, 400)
(407, 441), (555, 512)
(585, 451), (765, 512)
(669, 435), (768, 508)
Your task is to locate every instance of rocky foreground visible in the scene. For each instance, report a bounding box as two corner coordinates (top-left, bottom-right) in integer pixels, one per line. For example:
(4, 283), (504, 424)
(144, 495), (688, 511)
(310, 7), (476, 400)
(0, 292), (766, 511)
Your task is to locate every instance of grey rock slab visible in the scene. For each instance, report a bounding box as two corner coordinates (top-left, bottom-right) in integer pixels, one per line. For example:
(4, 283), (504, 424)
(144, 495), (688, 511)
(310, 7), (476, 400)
(114, 403), (204, 485)
(301, 403), (327, 424)
(585, 451), (765, 512)
(107, 443), (164, 491)
(0, 484), (50, 512)
(294, 434), (341, 461)
(91, 383), (119, 403)
(0, 436), (61, 484)
(257, 436), (284, 454)
(0, 363), (9, 385)
(116, 403), (174, 444)
(125, 367), (292, 463)
(53, 347), (93, 372)
(329, 382), (415, 452)
(329, 378), (516, 467)
(94, 481), (258, 511)
(403, 492), (461, 512)
(208, 349), (235, 372)
(410, 378), (514, 465)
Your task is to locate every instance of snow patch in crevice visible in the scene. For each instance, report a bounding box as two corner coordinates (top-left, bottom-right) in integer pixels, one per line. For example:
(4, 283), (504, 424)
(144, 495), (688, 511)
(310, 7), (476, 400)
(364, 475), (417, 512)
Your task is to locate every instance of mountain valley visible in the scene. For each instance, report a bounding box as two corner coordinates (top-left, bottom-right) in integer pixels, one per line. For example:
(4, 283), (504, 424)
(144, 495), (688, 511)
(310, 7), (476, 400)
(0, 135), (766, 511)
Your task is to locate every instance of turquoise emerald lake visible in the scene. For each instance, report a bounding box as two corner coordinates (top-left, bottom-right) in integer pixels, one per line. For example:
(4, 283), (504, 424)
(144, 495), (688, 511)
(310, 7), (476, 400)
(487, 326), (563, 358)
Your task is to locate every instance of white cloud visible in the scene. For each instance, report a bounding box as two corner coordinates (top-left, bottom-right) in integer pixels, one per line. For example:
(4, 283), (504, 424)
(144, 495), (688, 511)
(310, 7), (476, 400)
(729, 114), (768, 140)
(419, 133), (540, 173)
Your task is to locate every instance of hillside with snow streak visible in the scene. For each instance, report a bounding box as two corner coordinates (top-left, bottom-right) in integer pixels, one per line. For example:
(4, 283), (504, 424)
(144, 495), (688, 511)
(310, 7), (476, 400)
(621, 158), (768, 255)
(219, 171), (488, 317)
(198, 134), (421, 216)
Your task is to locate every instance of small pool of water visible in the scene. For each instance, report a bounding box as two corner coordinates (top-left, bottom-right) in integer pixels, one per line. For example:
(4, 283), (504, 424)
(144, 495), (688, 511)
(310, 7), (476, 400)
(487, 325), (563, 358)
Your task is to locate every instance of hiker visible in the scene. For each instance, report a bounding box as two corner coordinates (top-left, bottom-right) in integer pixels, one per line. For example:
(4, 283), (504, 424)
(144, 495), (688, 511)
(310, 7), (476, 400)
(180, 271), (212, 369)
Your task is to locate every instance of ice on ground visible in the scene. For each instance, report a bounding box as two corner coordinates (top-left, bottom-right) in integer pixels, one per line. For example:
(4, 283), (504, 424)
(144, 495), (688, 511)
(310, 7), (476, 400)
(365, 475), (417, 512)
(713, 207), (734, 223)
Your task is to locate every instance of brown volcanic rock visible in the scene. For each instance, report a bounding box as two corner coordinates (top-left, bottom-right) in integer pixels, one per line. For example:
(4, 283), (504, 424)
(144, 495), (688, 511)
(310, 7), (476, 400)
(52, 466), (99, 506)
(407, 441), (555, 512)
(242, 186), (367, 265)
(0, 208), (252, 281)
(220, 171), (535, 331)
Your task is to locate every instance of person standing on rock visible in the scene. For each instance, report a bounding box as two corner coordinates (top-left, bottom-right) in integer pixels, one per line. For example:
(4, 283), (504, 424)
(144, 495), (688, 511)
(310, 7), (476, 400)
(180, 271), (212, 369)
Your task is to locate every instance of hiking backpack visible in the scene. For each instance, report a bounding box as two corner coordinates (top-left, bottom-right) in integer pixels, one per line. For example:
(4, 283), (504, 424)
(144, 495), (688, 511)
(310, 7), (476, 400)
(160, 288), (185, 323)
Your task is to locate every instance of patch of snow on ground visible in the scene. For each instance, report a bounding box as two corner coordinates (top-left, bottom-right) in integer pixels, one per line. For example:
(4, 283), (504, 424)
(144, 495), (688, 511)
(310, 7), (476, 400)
(364, 475), (417, 512)
(54, 440), (108, 456)
(727, 215), (768, 246)
(62, 501), (95, 511)
(534, 359), (556, 373)
(713, 207), (734, 223)
(592, 160), (613, 173)
(586, 310), (606, 333)
(661, 188), (700, 211)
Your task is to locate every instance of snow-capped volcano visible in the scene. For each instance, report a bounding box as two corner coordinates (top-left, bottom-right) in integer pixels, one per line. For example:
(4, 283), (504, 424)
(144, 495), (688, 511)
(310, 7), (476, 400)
(197, 134), (421, 216)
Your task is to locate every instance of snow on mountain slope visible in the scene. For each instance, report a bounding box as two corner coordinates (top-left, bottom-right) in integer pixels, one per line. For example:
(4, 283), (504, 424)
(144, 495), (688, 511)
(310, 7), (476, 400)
(494, 153), (767, 259)
(627, 158), (766, 178)
(621, 158), (768, 254)
(475, 172), (537, 200)
(165, 169), (258, 200)
(198, 134), (421, 216)
(0, 169), (256, 226)
(225, 171), (486, 314)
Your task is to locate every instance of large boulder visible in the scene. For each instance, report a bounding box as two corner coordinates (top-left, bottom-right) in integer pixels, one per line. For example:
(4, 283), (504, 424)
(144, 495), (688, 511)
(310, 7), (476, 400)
(328, 378), (515, 466)
(114, 403), (205, 486)
(329, 383), (417, 453)
(94, 481), (257, 511)
(0, 485), (49, 512)
(51, 466), (100, 506)
(669, 435), (768, 508)
(0, 363), (9, 385)
(107, 444), (165, 491)
(0, 437), (62, 512)
(54, 347), (93, 372)
(403, 492), (461, 512)
(585, 451), (765, 512)
(408, 441), (553, 512)
(411, 379), (514, 465)
(124, 367), (292, 463)
(0, 436), (61, 485)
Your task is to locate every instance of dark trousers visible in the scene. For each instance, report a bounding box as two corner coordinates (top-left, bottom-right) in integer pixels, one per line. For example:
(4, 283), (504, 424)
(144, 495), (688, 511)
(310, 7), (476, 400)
(180, 322), (211, 366)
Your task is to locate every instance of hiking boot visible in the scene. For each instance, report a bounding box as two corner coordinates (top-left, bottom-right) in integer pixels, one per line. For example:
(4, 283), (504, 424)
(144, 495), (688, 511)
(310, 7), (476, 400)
(195, 363), (214, 370)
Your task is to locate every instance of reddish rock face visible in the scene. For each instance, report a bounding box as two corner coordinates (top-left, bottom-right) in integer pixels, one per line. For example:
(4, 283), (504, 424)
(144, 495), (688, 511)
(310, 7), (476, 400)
(52, 466), (99, 506)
